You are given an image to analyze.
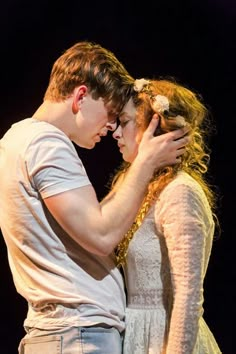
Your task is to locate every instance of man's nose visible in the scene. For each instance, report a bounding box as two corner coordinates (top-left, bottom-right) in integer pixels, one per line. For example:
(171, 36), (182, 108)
(106, 121), (117, 131)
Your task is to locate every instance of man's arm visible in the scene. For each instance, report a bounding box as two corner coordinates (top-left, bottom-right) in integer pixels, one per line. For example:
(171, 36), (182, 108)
(44, 116), (189, 256)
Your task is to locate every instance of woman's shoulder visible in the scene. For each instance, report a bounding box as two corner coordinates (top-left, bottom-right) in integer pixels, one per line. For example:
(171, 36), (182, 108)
(158, 171), (208, 206)
(165, 171), (199, 191)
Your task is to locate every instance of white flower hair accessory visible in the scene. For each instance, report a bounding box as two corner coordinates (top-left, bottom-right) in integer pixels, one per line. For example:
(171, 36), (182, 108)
(152, 95), (186, 128)
(174, 115), (187, 127)
(152, 95), (169, 113)
(134, 78), (150, 92)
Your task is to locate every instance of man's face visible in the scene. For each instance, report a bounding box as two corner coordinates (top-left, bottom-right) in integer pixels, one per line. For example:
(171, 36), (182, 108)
(71, 95), (117, 149)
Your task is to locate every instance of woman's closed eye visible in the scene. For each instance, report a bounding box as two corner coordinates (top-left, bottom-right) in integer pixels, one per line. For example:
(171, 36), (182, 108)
(119, 120), (130, 128)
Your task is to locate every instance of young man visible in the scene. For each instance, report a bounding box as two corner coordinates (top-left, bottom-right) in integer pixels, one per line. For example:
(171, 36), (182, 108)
(0, 41), (189, 353)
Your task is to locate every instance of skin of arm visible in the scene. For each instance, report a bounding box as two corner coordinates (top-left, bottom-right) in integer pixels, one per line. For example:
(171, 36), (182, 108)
(44, 117), (189, 256)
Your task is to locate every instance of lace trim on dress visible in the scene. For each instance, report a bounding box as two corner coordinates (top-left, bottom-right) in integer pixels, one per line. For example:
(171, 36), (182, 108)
(127, 289), (165, 309)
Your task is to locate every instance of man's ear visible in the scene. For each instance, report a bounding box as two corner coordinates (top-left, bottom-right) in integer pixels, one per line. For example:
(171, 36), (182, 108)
(72, 85), (87, 114)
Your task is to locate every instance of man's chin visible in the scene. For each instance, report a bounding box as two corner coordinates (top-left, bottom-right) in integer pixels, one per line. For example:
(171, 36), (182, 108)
(73, 138), (98, 149)
(87, 143), (96, 149)
(82, 144), (96, 150)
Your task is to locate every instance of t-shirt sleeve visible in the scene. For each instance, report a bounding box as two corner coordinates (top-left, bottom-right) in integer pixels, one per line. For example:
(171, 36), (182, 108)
(25, 130), (91, 198)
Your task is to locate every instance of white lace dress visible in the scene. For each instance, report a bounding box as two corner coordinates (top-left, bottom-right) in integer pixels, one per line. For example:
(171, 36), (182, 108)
(122, 172), (222, 354)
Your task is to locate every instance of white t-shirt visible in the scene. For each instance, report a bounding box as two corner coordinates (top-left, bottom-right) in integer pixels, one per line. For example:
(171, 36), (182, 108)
(0, 118), (125, 332)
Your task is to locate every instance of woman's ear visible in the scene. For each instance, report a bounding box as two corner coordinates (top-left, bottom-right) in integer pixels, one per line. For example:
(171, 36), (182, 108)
(72, 85), (87, 114)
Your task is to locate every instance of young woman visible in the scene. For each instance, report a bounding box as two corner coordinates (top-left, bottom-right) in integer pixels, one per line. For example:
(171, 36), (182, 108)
(108, 78), (222, 353)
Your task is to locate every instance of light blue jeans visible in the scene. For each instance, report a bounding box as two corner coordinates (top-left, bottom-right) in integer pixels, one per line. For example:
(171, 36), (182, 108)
(18, 325), (123, 354)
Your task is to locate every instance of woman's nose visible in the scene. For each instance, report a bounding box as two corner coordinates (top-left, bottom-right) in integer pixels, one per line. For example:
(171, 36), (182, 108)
(112, 125), (122, 140)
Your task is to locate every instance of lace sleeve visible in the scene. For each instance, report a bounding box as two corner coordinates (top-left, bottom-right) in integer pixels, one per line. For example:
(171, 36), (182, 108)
(155, 178), (214, 354)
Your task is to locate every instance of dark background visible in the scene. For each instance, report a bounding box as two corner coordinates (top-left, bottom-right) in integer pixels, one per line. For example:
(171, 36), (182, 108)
(0, 1), (234, 353)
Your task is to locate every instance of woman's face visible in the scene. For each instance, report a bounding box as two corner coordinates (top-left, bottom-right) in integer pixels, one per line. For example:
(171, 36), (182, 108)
(112, 98), (142, 163)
